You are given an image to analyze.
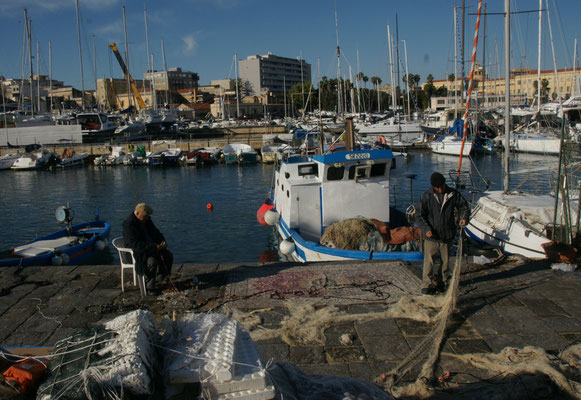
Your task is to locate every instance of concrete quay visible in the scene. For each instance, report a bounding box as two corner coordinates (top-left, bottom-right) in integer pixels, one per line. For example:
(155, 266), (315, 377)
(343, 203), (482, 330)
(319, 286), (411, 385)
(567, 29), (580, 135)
(0, 257), (579, 399)
(0, 125), (288, 157)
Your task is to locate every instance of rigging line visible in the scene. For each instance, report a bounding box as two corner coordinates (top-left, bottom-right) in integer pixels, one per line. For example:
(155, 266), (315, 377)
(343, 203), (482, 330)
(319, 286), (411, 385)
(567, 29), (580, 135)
(552, 0), (573, 69)
(469, 9), (545, 16)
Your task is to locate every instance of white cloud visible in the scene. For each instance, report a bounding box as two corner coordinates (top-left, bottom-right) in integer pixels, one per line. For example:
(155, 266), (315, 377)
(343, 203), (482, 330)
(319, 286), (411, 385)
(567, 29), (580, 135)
(182, 33), (197, 56)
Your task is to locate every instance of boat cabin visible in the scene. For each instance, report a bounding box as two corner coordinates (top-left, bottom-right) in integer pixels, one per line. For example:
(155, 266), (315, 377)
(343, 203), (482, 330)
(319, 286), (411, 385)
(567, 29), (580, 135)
(273, 149), (395, 242)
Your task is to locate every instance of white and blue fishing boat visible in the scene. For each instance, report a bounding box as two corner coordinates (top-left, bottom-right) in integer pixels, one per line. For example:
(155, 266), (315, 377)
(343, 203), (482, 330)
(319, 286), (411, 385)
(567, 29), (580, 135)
(0, 206), (110, 267)
(258, 120), (423, 263)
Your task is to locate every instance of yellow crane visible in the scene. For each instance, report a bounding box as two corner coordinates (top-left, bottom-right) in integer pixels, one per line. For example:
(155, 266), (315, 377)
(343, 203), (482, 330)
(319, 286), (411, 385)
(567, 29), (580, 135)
(108, 42), (146, 110)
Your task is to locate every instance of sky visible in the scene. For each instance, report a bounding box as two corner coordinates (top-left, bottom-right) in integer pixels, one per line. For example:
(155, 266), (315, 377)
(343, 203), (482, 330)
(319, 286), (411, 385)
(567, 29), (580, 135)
(0, 0), (579, 91)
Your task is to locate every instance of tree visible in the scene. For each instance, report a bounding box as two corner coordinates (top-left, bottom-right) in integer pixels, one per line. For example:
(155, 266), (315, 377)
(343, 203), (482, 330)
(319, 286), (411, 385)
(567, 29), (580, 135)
(236, 79), (253, 97)
(288, 82), (313, 114)
(427, 74), (434, 84)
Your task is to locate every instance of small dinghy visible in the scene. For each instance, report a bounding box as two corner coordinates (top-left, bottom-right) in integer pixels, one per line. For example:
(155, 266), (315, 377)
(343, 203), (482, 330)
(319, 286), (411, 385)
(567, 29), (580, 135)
(0, 205), (110, 267)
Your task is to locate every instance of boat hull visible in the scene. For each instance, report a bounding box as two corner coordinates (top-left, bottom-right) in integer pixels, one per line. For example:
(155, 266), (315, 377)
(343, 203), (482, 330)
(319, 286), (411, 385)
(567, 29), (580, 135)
(277, 216), (423, 263)
(0, 220), (111, 267)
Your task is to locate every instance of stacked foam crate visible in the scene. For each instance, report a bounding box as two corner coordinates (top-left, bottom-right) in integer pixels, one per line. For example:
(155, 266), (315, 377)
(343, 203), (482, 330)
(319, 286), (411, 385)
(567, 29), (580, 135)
(162, 313), (275, 400)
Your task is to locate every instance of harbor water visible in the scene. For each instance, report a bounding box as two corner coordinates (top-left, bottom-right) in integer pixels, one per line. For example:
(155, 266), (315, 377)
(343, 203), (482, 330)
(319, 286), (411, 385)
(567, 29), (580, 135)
(0, 150), (562, 264)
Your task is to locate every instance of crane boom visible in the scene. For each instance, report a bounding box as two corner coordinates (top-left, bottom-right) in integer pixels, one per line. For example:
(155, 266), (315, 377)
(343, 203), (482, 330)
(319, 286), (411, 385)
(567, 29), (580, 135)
(108, 42), (146, 110)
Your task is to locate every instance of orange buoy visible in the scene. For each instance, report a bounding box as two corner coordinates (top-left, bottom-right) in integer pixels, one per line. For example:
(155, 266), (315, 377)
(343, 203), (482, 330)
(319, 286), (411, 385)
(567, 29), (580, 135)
(206, 203), (213, 211)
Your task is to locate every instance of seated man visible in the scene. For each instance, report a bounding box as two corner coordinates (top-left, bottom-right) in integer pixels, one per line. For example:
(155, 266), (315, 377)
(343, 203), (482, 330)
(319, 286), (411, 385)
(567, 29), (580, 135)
(122, 203), (173, 294)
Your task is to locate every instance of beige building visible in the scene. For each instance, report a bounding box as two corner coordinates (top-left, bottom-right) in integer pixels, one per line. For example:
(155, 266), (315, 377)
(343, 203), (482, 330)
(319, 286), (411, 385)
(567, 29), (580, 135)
(143, 67), (199, 92)
(424, 65), (580, 110)
(96, 78), (153, 110)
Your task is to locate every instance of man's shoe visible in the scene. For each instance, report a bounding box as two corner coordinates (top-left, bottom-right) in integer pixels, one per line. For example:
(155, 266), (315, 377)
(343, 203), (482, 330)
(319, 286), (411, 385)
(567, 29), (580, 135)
(421, 287), (435, 295)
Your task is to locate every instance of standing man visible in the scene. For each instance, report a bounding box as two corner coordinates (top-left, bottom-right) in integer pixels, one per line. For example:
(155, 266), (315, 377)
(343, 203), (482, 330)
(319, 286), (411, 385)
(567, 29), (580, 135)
(122, 203), (173, 294)
(417, 172), (469, 295)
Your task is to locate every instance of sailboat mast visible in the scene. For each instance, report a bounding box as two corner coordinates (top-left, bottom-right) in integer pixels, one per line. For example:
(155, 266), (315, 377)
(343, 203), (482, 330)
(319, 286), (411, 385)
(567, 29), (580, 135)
(36, 41), (40, 113)
(461, 0), (465, 109)
(481, 3), (487, 110)
(75, 0), (85, 110)
(25, 10), (34, 116)
(537, 0), (542, 111)
(387, 26), (396, 111)
(235, 52), (240, 120)
(161, 39), (169, 106)
(122, 6), (132, 109)
(334, 3), (343, 117)
(402, 39), (410, 120)
(456, 0), (483, 176)
(49, 40), (52, 113)
(20, 10), (27, 111)
(93, 35), (97, 110)
(144, 8), (151, 99)
(454, 6), (458, 119)
(357, 48), (362, 114)
(504, 0), (510, 193)
(573, 38), (578, 97)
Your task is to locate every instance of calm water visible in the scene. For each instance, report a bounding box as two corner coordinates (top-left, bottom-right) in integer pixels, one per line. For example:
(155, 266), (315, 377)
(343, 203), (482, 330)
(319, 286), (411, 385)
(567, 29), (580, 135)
(0, 151), (561, 264)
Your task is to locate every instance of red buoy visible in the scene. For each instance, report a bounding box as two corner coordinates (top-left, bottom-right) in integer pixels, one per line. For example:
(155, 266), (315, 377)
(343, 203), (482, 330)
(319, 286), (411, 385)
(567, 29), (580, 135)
(206, 203), (213, 211)
(257, 202), (274, 225)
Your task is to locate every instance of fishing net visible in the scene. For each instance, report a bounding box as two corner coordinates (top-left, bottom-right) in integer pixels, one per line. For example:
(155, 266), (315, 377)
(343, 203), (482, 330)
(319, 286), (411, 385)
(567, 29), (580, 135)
(36, 310), (159, 400)
(320, 217), (420, 252)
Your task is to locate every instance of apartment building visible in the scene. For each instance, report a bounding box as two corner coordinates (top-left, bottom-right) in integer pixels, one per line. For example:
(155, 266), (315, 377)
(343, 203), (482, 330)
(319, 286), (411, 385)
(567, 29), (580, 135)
(239, 53), (311, 96)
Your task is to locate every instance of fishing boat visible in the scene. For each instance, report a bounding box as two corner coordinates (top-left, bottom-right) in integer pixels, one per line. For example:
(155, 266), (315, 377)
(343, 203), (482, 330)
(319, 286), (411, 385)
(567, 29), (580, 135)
(0, 206), (110, 267)
(258, 119), (423, 263)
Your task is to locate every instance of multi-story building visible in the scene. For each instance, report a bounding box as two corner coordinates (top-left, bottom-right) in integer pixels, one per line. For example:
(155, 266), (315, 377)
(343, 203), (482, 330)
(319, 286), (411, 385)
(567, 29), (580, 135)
(423, 64), (581, 110)
(239, 53), (311, 96)
(96, 78), (149, 110)
(143, 67), (199, 92)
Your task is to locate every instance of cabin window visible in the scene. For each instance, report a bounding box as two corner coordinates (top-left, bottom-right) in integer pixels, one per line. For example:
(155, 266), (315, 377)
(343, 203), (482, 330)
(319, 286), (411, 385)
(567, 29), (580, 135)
(348, 163), (387, 180)
(371, 163), (387, 176)
(298, 163), (318, 177)
(348, 165), (371, 182)
(327, 166), (344, 181)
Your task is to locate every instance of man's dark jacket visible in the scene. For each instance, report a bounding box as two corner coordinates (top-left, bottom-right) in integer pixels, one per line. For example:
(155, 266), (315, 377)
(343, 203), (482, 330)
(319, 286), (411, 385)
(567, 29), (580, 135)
(122, 212), (165, 274)
(417, 185), (470, 243)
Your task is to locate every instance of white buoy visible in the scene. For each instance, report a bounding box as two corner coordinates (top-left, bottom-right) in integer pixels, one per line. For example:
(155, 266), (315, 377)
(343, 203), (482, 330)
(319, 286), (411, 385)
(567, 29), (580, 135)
(264, 210), (280, 225)
(95, 239), (106, 251)
(60, 253), (70, 265)
(279, 239), (295, 256)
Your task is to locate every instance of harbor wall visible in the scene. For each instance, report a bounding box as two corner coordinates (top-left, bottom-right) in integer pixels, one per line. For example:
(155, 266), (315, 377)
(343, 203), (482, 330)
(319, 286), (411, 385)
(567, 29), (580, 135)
(0, 125), (288, 156)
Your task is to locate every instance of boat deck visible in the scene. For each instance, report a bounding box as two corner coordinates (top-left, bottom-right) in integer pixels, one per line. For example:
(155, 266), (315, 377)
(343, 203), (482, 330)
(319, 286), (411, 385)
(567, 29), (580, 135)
(0, 257), (579, 398)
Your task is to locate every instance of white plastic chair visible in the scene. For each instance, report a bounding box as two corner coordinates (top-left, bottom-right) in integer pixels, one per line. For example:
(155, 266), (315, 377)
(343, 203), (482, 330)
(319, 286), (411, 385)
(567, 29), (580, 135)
(112, 237), (147, 296)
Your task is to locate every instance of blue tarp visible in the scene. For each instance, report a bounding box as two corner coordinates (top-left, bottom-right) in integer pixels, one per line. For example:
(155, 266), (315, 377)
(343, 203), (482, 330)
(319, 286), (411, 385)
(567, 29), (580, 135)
(449, 118), (464, 137)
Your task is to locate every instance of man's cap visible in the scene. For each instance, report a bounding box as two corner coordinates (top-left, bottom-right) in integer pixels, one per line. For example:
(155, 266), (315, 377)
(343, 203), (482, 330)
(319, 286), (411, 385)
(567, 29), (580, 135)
(135, 203), (153, 216)
(430, 172), (446, 188)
